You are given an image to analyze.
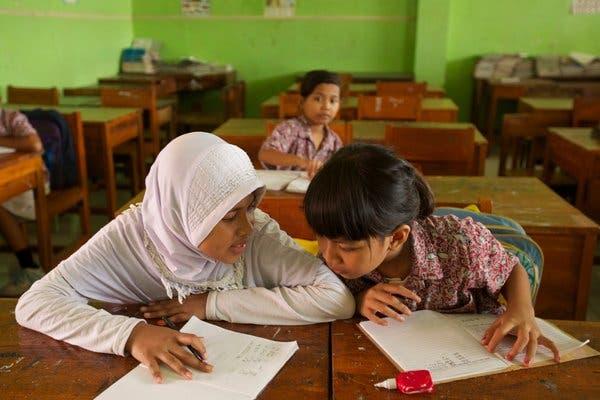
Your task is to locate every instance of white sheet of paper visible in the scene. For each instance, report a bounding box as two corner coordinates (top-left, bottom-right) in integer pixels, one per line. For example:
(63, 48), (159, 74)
(285, 176), (310, 193)
(255, 170), (301, 191)
(96, 317), (298, 400)
(0, 146), (16, 154)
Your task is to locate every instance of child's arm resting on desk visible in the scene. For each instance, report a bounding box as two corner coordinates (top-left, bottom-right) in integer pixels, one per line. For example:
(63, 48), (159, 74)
(482, 263), (560, 365)
(207, 209), (355, 324)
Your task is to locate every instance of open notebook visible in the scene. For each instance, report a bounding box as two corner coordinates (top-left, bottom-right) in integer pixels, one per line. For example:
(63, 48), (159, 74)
(96, 317), (298, 400)
(359, 310), (598, 384)
(254, 170), (310, 193)
(0, 146), (16, 155)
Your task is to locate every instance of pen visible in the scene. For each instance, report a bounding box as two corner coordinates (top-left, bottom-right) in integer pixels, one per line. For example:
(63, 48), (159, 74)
(161, 316), (206, 362)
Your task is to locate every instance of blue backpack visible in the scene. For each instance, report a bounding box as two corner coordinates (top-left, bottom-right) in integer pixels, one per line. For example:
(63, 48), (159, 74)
(433, 207), (543, 302)
(22, 109), (78, 190)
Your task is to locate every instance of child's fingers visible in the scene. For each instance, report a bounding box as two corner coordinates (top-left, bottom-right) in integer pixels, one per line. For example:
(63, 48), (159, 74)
(506, 328), (529, 361)
(363, 309), (388, 326)
(177, 333), (208, 359)
(486, 322), (513, 353)
(145, 359), (163, 384)
(382, 284), (421, 303)
(539, 336), (560, 363)
(170, 313), (192, 323)
(523, 334), (538, 367)
(374, 302), (406, 322)
(170, 347), (213, 373)
(159, 351), (192, 380)
(481, 319), (501, 344)
(375, 292), (412, 316)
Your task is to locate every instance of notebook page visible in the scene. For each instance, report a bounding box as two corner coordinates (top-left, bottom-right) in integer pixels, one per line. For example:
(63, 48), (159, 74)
(255, 170), (301, 191)
(285, 176), (310, 193)
(96, 317), (298, 400)
(446, 313), (584, 365)
(359, 310), (509, 383)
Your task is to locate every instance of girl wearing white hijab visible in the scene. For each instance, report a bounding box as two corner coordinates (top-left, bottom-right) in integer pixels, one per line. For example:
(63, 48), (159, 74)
(16, 132), (354, 383)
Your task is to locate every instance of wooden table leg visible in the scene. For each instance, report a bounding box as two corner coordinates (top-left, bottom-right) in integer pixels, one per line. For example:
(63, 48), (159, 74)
(103, 129), (118, 219)
(136, 114), (145, 192)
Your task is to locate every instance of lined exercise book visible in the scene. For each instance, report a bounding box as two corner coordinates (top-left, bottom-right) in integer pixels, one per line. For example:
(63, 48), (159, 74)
(359, 310), (598, 384)
(96, 317), (298, 400)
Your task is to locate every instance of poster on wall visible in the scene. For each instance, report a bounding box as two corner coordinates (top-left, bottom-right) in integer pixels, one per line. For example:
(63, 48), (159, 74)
(264, 0), (296, 17)
(571, 0), (600, 14)
(181, 0), (211, 16)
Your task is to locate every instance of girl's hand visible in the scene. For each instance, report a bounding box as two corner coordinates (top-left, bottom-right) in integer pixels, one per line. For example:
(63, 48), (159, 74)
(482, 303), (560, 366)
(140, 293), (208, 323)
(357, 283), (421, 325)
(125, 323), (212, 383)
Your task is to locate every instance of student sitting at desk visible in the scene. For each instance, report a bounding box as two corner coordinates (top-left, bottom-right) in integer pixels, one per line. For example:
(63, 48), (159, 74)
(259, 70), (343, 178)
(303, 143), (560, 366)
(0, 108), (46, 296)
(16, 132), (354, 384)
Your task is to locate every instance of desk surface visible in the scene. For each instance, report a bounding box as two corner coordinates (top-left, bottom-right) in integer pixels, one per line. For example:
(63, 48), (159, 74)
(520, 97), (574, 110)
(332, 318), (600, 399)
(5, 103), (140, 122)
(0, 299), (329, 400)
(287, 82), (444, 94)
(261, 95), (457, 110)
(427, 176), (598, 233)
(548, 128), (599, 152)
(59, 95), (176, 109)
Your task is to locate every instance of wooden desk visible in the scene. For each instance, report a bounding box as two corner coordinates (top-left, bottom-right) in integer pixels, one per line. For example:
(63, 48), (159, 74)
(518, 97), (573, 125)
(260, 177), (598, 320)
(0, 298), (329, 400)
(350, 120), (487, 176)
(60, 95), (176, 110)
(544, 128), (600, 221)
(6, 104), (143, 218)
(0, 153), (50, 269)
(287, 82), (445, 98)
(332, 318), (600, 399)
(261, 96), (458, 122)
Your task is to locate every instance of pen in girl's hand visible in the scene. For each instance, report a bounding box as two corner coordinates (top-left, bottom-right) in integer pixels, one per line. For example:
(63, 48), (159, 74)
(161, 316), (206, 362)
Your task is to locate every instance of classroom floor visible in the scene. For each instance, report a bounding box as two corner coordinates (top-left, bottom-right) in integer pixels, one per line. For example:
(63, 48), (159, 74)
(1, 147), (599, 321)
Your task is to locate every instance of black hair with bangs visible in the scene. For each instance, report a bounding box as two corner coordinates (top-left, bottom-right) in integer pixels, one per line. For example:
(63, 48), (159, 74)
(304, 143), (434, 241)
(300, 70), (341, 98)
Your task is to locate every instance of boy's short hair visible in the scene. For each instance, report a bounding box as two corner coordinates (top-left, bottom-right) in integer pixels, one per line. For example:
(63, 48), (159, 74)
(300, 70), (341, 97)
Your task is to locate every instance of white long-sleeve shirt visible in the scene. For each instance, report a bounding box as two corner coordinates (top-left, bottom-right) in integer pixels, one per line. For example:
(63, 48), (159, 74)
(15, 208), (354, 356)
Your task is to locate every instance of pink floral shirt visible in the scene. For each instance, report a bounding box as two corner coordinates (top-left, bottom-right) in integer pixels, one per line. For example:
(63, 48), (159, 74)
(343, 214), (519, 314)
(0, 109), (37, 138)
(260, 116), (343, 170)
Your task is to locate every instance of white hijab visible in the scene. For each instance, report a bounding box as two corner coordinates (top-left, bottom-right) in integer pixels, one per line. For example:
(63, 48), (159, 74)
(141, 132), (265, 287)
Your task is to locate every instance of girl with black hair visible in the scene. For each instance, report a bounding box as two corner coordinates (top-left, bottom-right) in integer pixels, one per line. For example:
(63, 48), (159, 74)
(304, 143), (560, 367)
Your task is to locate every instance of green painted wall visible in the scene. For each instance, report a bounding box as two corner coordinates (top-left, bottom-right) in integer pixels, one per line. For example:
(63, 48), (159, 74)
(0, 0), (132, 98)
(414, 0), (449, 87)
(132, 0), (417, 116)
(445, 0), (600, 120)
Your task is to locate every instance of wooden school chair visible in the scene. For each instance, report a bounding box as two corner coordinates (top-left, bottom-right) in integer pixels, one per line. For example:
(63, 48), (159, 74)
(338, 73), (353, 97)
(266, 120), (352, 145)
(376, 81), (427, 96)
(7, 86), (59, 105)
(177, 80), (246, 132)
(278, 92), (302, 119)
(384, 125), (474, 175)
(100, 85), (175, 159)
(572, 97), (600, 127)
(357, 95), (422, 121)
(499, 113), (569, 177)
